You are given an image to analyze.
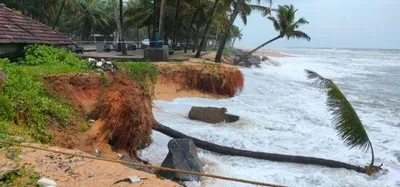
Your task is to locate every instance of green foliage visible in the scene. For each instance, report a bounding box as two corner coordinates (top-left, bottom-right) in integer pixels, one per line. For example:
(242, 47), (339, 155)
(0, 166), (41, 187)
(0, 121), (11, 143)
(128, 62), (158, 86)
(20, 45), (86, 68)
(0, 45), (89, 144)
(222, 49), (234, 56)
(99, 73), (109, 85)
(305, 69), (375, 166)
(0, 95), (14, 121)
(268, 5), (311, 41)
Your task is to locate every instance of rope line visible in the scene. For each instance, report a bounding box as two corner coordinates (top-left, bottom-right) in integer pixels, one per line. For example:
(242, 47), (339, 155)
(0, 140), (285, 187)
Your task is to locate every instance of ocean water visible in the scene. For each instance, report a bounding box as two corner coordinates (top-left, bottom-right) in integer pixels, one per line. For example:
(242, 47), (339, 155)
(141, 48), (400, 187)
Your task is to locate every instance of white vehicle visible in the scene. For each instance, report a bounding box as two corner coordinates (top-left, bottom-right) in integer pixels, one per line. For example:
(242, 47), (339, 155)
(142, 39), (150, 46)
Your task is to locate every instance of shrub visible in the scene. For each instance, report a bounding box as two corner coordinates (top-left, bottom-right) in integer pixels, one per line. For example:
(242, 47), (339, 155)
(0, 46), (88, 143)
(0, 95), (14, 121)
(20, 45), (86, 68)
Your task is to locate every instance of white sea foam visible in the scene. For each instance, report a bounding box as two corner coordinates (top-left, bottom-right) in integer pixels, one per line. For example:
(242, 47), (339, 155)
(140, 48), (400, 187)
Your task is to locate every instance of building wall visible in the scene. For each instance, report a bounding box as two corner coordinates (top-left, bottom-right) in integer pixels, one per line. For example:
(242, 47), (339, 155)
(0, 44), (26, 61)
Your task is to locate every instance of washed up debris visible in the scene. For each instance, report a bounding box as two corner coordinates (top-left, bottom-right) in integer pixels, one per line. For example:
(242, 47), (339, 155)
(113, 176), (147, 184)
(128, 176), (141, 183)
(87, 58), (115, 72)
(37, 177), (57, 187)
(93, 149), (101, 158)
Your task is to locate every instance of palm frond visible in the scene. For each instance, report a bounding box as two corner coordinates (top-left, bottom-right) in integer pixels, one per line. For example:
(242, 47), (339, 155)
(287, 31), (311, 41)
(305, 70), (371, 152)
(240, 11), (248, 25)
(247, 4), (271, 16)
(267, 16), (279, 31)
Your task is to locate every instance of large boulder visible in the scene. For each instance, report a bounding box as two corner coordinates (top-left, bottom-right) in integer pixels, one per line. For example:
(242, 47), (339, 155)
(232, 49), (262, 68)
(248, 55), (261, 68)
(189, 106), (227, 124)
(0, 68), (7, 89)
(159, 138), (203, 181)
(188, 106), (240, 124)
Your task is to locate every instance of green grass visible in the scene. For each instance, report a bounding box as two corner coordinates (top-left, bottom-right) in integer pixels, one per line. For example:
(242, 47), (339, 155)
(0, 45), (90, 144)
(0, 165), (41, 187)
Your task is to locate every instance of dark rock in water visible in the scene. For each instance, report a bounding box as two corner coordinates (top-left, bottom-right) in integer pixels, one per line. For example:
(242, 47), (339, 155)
(159, 138), (203, 181)
(189, 106), (227, 124)
(248, 56), (261, 68)
(232, 49), (262, 68)
(225, 113), (240, 123)
(262, 56), (269, 61)
(0, 68), (7, 89)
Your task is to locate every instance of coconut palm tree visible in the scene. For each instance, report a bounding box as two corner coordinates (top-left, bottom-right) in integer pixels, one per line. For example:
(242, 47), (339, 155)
(214, 0), (271, 62)
(53, 0), (75, 29)
(230, 25), (243, 47)
(194, 0), (220, 58)
(237, 4), (310, 63)
(305, 70), (383, 175)
(72, 0), (109, 40)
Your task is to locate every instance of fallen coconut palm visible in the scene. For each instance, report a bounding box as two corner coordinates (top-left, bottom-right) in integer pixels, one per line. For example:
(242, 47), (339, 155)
(305, 69), (383, 175)
(152, 122), (367, 174)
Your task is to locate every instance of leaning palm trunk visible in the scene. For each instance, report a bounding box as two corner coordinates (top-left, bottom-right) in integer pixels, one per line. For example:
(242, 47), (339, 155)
(237, 35), (282, 64)
(195, 0), (220, 58)
(215, 4), (241, 62)
(306, 70), (383, 175)
(153, 122), (368, 173)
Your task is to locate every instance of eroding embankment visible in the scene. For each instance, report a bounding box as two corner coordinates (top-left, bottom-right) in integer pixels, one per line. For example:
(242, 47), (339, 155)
(155, 62), (244, 101)
(44, 62), (243, 157)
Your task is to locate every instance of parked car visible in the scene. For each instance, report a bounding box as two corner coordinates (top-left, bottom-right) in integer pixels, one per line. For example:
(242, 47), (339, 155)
(141, 39), (150, 49)
(68, 43), (84, 53)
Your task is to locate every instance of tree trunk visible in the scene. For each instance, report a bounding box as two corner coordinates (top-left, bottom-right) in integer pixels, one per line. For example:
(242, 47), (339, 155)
(192, 29), (199, 53)
(238, 35), (282, 63)
(231, 37), (237, 48)
(151, 0), (159, 48)
(195, 0), (220, 58)
(152, 122), (367, 174)
(172, 0), (181, 47)
(159, 0), (167, 43)
(52, 0), (66, 29)
(120, 0), (127, 55)
(184, 8), (200, 53)
(215, 3), (241, 62)
(136, 23), (140, 47)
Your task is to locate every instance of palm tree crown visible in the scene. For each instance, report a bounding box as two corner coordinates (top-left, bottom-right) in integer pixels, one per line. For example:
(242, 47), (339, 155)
(268, 4), (310, 40)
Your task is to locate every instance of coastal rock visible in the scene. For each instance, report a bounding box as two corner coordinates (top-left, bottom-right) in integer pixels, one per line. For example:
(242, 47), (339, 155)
(188, 106), (240, 124)
(262, 56), (270, 61)
(159, 138), (203, 181)
(232, 49), (262, 68)
(225, 113), (240, 123)
(189, 106), (227, 124)
(248, 55), (261, 68)
(0, 68), (7, 89)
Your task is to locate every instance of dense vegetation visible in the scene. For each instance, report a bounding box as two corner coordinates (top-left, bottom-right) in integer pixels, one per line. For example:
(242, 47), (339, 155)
(0, 45), (89, 143)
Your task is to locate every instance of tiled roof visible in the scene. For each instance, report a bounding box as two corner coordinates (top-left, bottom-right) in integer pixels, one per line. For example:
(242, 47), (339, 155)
(0, 4), (73, 45)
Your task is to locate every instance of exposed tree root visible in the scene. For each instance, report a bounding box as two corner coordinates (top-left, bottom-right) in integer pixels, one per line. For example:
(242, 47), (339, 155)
(152, 122), (368, 174)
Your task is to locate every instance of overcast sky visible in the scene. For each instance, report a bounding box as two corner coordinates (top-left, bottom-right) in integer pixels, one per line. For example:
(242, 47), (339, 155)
(233, 0), (400, 49)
